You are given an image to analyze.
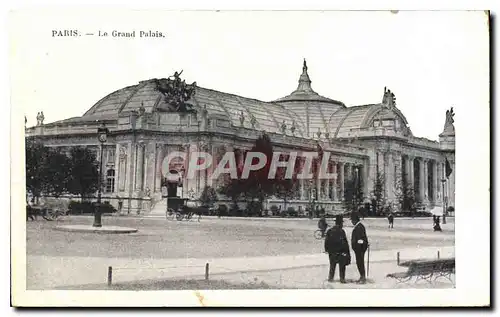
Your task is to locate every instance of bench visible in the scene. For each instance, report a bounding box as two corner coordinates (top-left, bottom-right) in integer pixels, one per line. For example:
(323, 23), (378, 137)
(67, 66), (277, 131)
(387, 258), (455, 284)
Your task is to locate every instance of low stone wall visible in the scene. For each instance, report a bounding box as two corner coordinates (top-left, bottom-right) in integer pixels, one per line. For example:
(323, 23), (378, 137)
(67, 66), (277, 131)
(36, 195), (152, 215)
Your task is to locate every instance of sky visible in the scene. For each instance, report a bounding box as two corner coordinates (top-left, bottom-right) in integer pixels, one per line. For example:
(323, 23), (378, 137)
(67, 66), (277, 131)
(9, 10), (489, 140)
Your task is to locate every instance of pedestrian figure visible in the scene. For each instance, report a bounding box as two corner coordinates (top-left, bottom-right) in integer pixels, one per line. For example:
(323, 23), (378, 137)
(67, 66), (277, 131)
(433, 215), (442, 232)
(387, 212), (394, 229)
(317, 214), (328, 238)
(350, 212), (369, 284)
(324, 215), (350, 283)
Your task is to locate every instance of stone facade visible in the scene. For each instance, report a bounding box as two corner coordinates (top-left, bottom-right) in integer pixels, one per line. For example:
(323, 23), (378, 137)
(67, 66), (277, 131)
(26, 62), (455, 215)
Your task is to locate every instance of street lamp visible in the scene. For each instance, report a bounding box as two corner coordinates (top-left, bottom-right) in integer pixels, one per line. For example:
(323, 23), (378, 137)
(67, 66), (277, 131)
(308, 179), (317, 218)
(93, 123), (109, 227)
(441, 178), (447, 224)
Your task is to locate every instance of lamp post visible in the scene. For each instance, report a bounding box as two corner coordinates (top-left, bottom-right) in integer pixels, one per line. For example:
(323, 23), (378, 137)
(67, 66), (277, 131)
(441, 178), (447, 224)
(93, 123), (109, 227)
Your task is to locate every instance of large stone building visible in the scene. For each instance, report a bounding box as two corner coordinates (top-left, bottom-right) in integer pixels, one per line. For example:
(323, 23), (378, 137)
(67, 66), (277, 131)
(26, 61), (455, 215)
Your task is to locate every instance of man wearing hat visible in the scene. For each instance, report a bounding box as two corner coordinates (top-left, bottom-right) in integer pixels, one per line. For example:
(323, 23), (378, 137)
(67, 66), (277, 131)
(350, 212), (369, 284)
(324, 215), (350, 283)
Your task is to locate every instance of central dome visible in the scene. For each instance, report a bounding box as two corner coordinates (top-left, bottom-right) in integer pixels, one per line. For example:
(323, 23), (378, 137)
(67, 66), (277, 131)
(274, 59), (346, 138)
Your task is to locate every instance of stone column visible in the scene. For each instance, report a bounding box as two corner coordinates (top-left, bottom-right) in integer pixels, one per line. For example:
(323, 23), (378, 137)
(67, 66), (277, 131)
(142, 141), (155, 194)
(114, 144), (120, 193)
(154, 144), (164, 193)
(404, 156), (410, 185)
(386, 153), (394, 200)
(449, 158), (455, 207)
(325, 161), (331, 200)
(396, 154), (403, 187)
(135, 143), (145, 192)
(299, 178), (305, 200)
(331, 162), (337, 201)
(206, 143), (214, 187)
(358, 164), (364, 197)
(362, 161), (369, 199)
(436, 161), (441, 202)
(316, 158), (321, 200)
(432, 160), (438, 203)
(339, 162), (345, 200)
(118, 144), (127, 192)
(127, 141), (136, 214)
(408, 156), (415, 191)
(423, 158), (429, 203)
(377, 151), (385, 176)
(181, 143), (191, 199)
(441, 162), (449, 201)
(418, 158), (425, 202)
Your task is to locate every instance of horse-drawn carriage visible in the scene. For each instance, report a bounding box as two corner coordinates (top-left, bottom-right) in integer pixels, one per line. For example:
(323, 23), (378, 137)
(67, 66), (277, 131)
(165, 197), (203, 221)
(26, 204), (66, 221)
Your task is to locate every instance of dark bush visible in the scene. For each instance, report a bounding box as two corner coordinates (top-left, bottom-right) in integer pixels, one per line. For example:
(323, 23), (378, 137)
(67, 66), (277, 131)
(218, 204), (228, 216)
(270, 205), (278, 216)
(447, 206), (455, 212)
(286, 206), (297, 217)
(229, 204), (244, 217)
(100, 201), (117, 214)
(68, 201), (93, 214)
(246, 201), (262, 217)
(67, 201), (117, 215)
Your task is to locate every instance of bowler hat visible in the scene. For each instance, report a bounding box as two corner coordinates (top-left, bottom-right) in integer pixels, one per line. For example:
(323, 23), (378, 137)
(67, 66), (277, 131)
(335, 215), (343, 225)
(350, 211), (361, 222)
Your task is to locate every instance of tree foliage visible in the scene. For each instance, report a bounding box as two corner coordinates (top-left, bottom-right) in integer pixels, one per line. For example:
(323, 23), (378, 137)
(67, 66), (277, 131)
(26, 140), (72, 199)
(274, 178), (298, 212)
(343, 176), (364, 214)
(25, 139), (50, 200)
(43, 148), (72, 198)
(199, 185), (218, 207)
(218, 133), (277, 212)
(67, 147), (99, 201)
(371, 172), (386, 216)
(395, 172), (416, 214)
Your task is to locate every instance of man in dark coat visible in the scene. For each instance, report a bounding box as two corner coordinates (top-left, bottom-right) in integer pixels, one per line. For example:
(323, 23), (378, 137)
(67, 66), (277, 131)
(387, 212), (394, 229)
(350, 212), (369, 284)
(324, 215), (350, 283)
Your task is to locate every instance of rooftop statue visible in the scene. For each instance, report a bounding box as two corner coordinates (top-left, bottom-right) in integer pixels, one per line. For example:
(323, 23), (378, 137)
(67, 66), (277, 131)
(290, 120), (296, 135)
(446, 107), (455, 125)
(239, 111), (245, 126)
(153, 71), (197, 113)
(138, 102), (146, 116)
(382, 87), (396, 108)
(36, 111), (45, 126)
(280, 120), (287, 133)
(250, 115), (257, 128)
(441, 107), (455, 135)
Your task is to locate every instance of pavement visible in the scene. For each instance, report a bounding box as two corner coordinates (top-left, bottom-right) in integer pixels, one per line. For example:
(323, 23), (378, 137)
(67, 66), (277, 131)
(28, 245), (454, 290)
(54, 225), (138, 234)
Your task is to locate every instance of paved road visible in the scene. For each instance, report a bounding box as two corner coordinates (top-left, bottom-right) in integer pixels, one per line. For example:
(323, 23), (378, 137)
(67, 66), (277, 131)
(28, 245), (454, 289)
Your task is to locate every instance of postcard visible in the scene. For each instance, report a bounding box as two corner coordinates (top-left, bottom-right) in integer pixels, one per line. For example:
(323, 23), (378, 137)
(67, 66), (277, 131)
(10, 9), (490, 307)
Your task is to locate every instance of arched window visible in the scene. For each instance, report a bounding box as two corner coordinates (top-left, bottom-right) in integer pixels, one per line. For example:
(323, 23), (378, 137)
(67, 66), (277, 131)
(106, 169), (115, 193)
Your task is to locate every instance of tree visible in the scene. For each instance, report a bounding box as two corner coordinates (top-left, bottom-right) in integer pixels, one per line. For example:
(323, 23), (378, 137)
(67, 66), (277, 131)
(343, 177), (364, 214)
(199, 185), (218, 207)
(238, 133), (276, 212)
(371, 172), (386, 216)
(217, 178), (243, 211)
(42, 148), (71, 198)
(274, 178), (298, 213)
(25, 139), (51, 202)
(395, 172), (416, 215)
(67, 147), (99, 201)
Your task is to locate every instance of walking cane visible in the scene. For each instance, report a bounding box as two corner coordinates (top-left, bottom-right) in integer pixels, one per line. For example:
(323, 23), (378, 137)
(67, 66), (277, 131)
(367, 243), (371, 278)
